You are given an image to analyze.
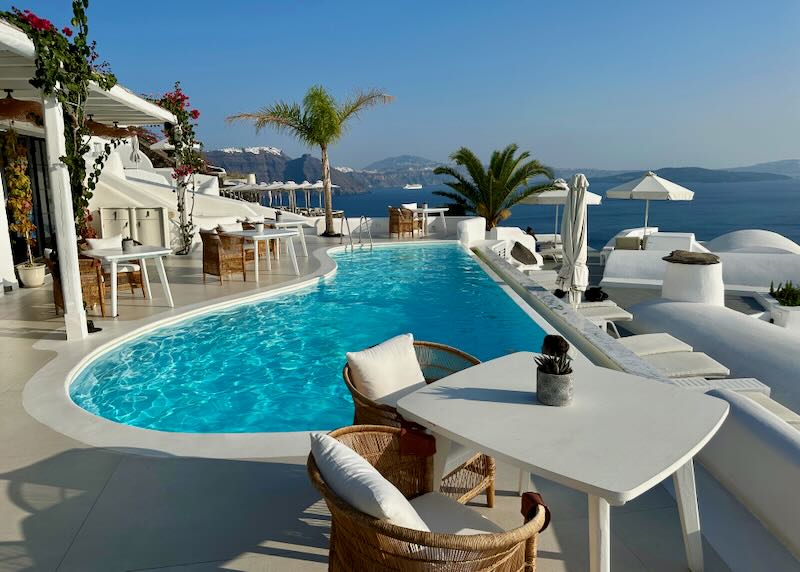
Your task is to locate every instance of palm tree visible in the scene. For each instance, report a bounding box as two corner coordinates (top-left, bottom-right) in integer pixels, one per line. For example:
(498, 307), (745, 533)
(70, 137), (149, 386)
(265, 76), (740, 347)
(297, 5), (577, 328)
(227, 85), (393, 235)
(433, 144), (555, 230)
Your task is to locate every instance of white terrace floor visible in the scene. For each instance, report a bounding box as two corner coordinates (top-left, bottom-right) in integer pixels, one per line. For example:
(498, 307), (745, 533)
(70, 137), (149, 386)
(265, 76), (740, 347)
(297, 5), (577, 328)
(0, 235), (730, 571)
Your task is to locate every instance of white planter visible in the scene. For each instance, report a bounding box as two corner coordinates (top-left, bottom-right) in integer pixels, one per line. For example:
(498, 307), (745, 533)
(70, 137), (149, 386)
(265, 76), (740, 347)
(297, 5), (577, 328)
(771, 304), (800, 330)
(16, 262), (46, 288)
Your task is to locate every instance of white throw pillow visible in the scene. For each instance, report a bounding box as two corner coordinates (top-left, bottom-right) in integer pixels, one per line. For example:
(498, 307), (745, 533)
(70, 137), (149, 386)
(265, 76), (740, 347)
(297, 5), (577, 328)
(86, 235), (122, 250)
(346, 334), (425, 400)
(310, 433), (429, 531)
(218, 222), (243, 232)
(401, 202), (417, 210)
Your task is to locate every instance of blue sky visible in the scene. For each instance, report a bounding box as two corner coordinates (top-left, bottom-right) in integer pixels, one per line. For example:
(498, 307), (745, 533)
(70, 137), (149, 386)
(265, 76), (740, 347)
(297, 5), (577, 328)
(7, 1), (800, 169)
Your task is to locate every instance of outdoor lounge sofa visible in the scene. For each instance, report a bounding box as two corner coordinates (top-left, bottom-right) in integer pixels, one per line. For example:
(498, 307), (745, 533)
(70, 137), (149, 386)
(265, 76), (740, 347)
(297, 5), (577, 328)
(308, 425), (548, 572)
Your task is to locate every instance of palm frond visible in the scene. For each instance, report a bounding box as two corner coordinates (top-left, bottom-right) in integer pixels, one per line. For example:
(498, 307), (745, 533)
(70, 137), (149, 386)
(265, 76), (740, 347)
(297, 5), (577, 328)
(434, 144), (554, 229)
(337, 89), (394, 125)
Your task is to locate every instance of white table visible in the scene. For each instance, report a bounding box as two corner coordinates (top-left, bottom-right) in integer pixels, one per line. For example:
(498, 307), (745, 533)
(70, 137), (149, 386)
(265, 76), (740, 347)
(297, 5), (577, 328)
(397, 352), (728, 572)
(270, 220), (311, 256)
(409, 207), (449, 236)
(82, 245), (174, 318)
(223, 229), (300, 282)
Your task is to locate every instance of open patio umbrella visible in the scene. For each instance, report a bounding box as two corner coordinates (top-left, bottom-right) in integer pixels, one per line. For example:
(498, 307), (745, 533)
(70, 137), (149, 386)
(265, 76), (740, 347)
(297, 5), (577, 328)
(556, 174), (590, 307)
(521, 177), (602, 239)
(298, 180), (314, 209)
(282, 181), (300, 211)
(606, 171), (694, 235)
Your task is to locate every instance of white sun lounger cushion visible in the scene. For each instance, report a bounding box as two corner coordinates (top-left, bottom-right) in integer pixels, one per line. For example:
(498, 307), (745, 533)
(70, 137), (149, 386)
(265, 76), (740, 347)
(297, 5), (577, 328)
(310, 433), (429, 531)
(346, 334), (426, 400)
(642, 351), (730, 379)
(401, 202), (417, 210)
(410, 492), (504, 535)
(617, 333), (693, 356)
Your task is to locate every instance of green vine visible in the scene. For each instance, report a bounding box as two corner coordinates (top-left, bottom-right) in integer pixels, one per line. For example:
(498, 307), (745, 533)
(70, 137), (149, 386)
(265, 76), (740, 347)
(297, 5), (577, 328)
(2, 128), (36, 265)
(3, 1), (117, 236)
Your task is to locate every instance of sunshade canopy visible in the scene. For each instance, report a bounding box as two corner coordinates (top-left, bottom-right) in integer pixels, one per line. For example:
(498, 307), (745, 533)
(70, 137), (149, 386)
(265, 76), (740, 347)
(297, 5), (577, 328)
(606, 171), (694, 201)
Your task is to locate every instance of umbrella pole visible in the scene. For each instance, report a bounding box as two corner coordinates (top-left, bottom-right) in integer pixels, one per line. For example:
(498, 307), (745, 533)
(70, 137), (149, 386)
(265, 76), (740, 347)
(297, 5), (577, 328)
(643, 200), (650, 236)
(554, 205), (559, 241)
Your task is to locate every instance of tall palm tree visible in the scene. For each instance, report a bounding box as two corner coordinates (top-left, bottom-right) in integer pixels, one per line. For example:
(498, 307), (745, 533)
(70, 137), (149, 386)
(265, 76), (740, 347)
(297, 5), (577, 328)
(227, 85), (393, 236)
(433, 144), (555, 230)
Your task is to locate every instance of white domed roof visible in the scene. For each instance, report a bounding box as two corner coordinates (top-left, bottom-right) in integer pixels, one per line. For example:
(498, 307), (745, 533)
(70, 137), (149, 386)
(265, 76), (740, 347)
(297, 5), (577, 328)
(705, 230), (800, 254)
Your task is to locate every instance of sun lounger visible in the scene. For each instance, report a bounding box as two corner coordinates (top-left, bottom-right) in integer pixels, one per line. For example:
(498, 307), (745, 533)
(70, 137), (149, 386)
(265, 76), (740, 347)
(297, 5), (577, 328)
(617, 333), (693, 356)
(640, 351), (730, 379)
(577, 304), (633, 337)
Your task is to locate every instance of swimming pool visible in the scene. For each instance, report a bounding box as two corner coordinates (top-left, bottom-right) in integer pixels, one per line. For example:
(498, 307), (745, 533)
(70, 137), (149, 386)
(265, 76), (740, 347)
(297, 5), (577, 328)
(70, 244), (547, 433)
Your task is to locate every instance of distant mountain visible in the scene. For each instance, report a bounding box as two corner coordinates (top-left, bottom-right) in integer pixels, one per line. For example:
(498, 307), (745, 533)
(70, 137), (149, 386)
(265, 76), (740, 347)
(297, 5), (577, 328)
(206, 148), (793, 194)
(205, 148), (448, 193)
(729, 160), (800, 178)
(591, 167), (790, 186)
(363, 155), (442, 172)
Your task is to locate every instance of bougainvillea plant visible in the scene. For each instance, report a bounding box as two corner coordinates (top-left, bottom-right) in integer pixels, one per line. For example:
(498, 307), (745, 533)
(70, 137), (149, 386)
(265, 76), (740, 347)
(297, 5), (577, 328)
(151, 82), (204, 254)
(3, 1), (117, 237)
(2, 128), (37, 266)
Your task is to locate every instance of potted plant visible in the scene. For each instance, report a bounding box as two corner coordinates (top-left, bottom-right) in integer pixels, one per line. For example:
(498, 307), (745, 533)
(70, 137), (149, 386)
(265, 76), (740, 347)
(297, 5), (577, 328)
(769, 281), (800, 330)
(4, 129), (45, 287)
(535, 335), (574, 406)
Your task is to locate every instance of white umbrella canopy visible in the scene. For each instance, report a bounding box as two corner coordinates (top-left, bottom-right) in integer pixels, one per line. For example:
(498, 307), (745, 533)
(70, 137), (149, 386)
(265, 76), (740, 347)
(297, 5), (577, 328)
(282, 181), (300, 211)
(606, 171), (694, 234)
(521, 178), (602, 239)
(557, 174), (590, 306)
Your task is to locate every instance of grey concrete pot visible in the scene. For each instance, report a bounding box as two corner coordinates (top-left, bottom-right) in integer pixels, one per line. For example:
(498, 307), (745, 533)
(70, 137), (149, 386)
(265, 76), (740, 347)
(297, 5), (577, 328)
(536, 369), (574, 406)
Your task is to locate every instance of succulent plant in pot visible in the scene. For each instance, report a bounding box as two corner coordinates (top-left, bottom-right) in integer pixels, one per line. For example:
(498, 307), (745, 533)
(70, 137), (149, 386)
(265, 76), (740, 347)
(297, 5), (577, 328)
(535, 335), (574, 406)
(769, 281), (800, 329)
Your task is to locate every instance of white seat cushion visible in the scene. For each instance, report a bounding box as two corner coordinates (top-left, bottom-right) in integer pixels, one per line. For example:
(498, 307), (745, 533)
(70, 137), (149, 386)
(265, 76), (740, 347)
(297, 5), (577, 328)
(410, 492), (504, 535)
(618, 333), (693, 356)
(218, 222), (243, 232)
(346, 334), (425, 400)
(401, 202), (417, 210)
(86, 235), (122, 250)
(310, 433), (429, 531)
(102, 263), (140, 274)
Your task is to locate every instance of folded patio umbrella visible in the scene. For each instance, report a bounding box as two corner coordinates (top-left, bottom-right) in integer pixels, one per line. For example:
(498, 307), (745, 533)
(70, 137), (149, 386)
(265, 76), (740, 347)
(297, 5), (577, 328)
(557, 174), (590, 306)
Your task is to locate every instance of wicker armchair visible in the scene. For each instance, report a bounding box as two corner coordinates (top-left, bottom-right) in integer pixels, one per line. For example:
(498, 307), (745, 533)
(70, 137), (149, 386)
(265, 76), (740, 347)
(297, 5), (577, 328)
(343, 341), (495, 506)
(200, 230), (254, 284)
(45, 256), (107, 317)
(308, 425), (547, 572)
(388, 207), (416, 238)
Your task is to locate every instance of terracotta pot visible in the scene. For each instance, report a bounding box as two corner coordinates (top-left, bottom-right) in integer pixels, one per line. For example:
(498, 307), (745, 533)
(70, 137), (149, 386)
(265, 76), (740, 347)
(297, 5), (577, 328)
(16, 262), (46, 288)
(536, 369), (573, 406)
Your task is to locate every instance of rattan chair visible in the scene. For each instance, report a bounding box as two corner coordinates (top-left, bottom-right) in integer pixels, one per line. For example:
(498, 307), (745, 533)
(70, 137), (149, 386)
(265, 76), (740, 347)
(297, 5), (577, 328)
(343, 341), (496, 506)
(200, 230), (254, 284)
(308, 425), (547, 572)
(46, 256), (107, 317)
(388, 207), (416, 238)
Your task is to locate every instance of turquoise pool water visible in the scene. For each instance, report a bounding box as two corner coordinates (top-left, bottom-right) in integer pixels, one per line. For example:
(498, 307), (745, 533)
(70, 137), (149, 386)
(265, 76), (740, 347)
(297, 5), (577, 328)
(70, 244), (547, 433)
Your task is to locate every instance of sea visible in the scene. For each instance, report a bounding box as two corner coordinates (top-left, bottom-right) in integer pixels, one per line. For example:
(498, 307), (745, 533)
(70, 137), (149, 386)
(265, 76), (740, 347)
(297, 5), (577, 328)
(328, 179), (800, 250)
